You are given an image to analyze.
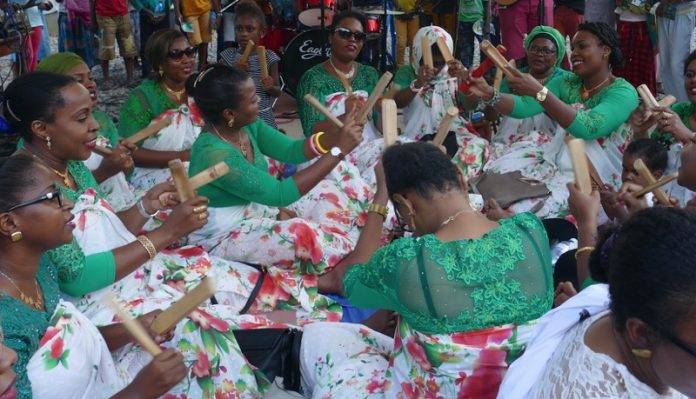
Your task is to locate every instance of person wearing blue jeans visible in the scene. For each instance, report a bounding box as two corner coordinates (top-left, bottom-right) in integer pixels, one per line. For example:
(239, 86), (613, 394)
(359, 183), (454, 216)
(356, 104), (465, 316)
(457, 0), (488, 68)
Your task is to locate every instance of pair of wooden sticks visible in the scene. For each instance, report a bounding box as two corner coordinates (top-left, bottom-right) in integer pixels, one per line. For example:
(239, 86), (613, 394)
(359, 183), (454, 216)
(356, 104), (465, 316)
(93, 116), (174, 157)
(239, 40), (269, 80)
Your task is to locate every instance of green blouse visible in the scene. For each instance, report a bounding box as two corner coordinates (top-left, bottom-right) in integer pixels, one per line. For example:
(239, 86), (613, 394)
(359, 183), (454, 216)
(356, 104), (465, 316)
(500, 66), (573, 95)
(0, 259), (61, 398)
(296, 62), (379, 137)
(343, 212), (553, 334)
(118, 79), (177, 141)
(47, 161), (116, 297)
(94, 109), (121, 147)
(652, 101), (694, 145)
(509, 75), (638, 140)
(188, 119), (309, 208)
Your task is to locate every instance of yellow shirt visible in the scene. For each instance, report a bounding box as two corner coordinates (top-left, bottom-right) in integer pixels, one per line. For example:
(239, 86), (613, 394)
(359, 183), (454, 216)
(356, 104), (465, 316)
(395, 0), (417, 12)
(182, 0), (211, 17)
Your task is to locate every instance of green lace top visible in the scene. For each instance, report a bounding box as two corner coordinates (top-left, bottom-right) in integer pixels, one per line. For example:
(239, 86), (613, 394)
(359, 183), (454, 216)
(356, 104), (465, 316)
(118, 79), (177, 141)
(188, 118), (308, 207)
(296, 62), (379, 137)
(0, 259), (60, 398)
(652, 101), (694, 145)
(343, 212), (553, 334)
(45, 161), (116, 297)
(509, 75), (638, 140)
(500, 66), (573, 95)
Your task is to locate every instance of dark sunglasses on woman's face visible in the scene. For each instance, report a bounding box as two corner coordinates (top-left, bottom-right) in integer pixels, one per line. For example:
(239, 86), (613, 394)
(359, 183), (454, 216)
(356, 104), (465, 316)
(167, 46), (198, 60)
(5, 190), (63, 213)
(334, 27), (367, 42)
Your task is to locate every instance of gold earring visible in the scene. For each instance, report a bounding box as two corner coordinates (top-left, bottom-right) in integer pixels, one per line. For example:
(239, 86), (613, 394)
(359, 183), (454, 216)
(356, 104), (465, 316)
(603, 53), (608, 59)
(10, 231), (22, 242)
(227, 117), (235, 128)
(46, 136), (52, 150)
(159, 67), (164, 77)
(631, 348), (652, 358)
(409, 213), (417, 232)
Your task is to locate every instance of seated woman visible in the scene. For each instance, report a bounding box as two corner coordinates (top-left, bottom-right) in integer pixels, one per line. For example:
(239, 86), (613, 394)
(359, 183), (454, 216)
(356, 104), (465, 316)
(466, 22), (638, 218)
(500, 207), (696, 398)
(187, 64), (380, 291)
(119, 28), (203, 193)
(2, 72), (316, 396)
(305, 142), (553, 398)
(35, 52), (140, 212)
(392, 25), (489, 179)
(296, 11), (379, 142)
(631, 49), (696, 206)
(0, 155), (278, 398)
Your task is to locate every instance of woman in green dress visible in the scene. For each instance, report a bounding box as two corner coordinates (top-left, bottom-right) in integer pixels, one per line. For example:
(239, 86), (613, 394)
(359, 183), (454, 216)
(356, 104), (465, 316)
(465, 22), (638, 217)
(631, 49), (696, 206)
(35, 52), (140, 212)
(303, 142), (553, 398)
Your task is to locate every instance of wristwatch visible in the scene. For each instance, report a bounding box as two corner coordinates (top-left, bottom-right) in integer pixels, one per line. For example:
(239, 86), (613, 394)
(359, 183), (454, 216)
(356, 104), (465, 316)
(536, 86), (549, 102)
(330, 147), (345, 160)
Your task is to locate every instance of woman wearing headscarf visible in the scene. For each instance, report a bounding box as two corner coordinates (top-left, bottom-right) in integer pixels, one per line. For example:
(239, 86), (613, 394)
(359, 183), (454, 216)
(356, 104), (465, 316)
(392, 25), (490, 179)
(35, 52), (140, 212)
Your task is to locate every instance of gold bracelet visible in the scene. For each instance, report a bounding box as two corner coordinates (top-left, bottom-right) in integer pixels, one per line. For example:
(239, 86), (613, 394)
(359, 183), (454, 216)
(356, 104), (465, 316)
(367, 203), (389, 220)
(574, 246), (595, 260)
(136, 235), (157, 260)
(314, 131), (328, 154)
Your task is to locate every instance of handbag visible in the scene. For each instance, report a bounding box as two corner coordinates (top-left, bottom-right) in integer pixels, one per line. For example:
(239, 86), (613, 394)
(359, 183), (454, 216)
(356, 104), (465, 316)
(468, 170), (550, 208)
(232, 264), (304, 392)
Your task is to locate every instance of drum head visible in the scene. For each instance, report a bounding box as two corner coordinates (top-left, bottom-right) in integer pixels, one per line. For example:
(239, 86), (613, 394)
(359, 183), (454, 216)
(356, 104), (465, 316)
(281, 29), (331, 96)
(298, 8), (334, 27)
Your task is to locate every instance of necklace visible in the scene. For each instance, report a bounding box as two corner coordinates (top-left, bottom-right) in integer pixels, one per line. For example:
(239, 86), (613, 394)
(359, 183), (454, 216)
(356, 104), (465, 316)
(24, 149), (75, 189)
(161, 81), (185, 102)
(212, 125), (248, 158)
(0, 269), (44, 310)
(329, 57), (355, 80)
(534, 67), (554, 86)
(581, 76), (611, 101)
(439, 208), (475, 229)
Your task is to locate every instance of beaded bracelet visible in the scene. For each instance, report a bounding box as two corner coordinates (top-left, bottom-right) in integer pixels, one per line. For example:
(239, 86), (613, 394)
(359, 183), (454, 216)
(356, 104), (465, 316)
(136, 235), (157, 260)
(483, 89), (502, 107)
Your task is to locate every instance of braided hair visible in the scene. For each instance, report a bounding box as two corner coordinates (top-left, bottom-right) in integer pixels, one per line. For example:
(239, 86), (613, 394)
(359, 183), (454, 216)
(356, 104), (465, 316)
(577, 21), (624, 70)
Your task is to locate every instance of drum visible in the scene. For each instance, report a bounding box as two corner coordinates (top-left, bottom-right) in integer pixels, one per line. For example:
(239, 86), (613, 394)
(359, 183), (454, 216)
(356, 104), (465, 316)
(281, 29), (331, 96)
(365, 15), (380, 41)
(297, 0), (335, 27)
(261, 26), (295, 53)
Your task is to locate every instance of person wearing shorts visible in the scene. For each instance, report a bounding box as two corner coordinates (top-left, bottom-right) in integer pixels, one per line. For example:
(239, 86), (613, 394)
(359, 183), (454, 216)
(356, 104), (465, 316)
(173, 0), (221, 69)
(93, 0), (137, 83)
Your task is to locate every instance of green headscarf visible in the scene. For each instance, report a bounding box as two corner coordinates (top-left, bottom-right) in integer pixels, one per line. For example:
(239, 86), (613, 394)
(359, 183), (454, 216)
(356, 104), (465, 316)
(523, 26), (566, 67)
(35, 52), (86, 74)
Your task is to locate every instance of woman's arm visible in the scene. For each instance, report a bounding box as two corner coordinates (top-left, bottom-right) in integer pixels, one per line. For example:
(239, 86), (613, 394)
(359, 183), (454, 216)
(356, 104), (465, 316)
(567, 183), (600, 286)
(131, 148), (190, 168)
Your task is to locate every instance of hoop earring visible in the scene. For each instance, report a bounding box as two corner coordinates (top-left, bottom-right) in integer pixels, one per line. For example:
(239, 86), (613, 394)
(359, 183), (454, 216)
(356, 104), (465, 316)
(227, 117), (235, 128)
(10, 231), (22, 242)
(631, 348), (652, 359)
(46, 136), (52, 150)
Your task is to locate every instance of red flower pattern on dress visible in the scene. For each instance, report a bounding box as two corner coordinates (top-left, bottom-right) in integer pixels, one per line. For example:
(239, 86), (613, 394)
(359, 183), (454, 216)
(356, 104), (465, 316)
(405, 339), (431, 371)
(39, 327), (60, 347)
(50, 337), (64, 359)
(189, 308), (230, 332)
(191, 351), (211, 378)
(288, 222), (323, 264)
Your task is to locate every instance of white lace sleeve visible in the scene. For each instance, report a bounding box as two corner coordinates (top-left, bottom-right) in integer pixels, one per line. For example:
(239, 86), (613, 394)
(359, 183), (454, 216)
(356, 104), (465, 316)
(531, 313), (683, 399)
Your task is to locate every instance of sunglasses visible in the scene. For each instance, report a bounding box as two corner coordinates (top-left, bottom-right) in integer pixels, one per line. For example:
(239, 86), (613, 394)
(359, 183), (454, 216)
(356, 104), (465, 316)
(167, 46), (198, 60)
(527, 45), (557, 56)
(334, 27), (366, 42)
(5, 190), (63, 213)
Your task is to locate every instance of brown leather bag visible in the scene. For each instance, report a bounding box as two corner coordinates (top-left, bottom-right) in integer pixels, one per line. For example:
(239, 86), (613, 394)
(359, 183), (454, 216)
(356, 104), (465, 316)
(468, 171), (550, 209)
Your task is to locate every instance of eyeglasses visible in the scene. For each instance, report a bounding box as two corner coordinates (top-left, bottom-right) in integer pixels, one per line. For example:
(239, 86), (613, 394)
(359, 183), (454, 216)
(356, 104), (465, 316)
(334, 27), (366, 42)
(5, 190), (63, 213)
(167, 46), (198, 60)
(527, 45), (557, 56)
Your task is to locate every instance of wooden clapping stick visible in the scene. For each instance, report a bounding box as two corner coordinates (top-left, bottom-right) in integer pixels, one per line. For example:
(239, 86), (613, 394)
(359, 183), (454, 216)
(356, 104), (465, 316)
(257, 46), (268, 80)
(150, 277), (217, 335)
(239, 40), (255, 66)
(381, 99), (398, 148)
(460, 45), (507, 92)
(633, 158), (672, 205)
(383, 84), (400, 99)
(93, 145), (113, 156)
(168, 160), (230, 202)
(637, 84), (677, 118)
(189, 162), (230, 190)
(422, 36), (433, 69)
(338, 74), (352, 96)
(633, 174), (679, 199)
(304, 94), (344, 128)
(125, 116), (173, 146)
(432, 106), (459, 146)
(480, 40), (516, 78)
(106, 295), (162, 356)
(356, 72), (393, 122)
(567, 139), (593, 194)
(436, 37), (453, 62)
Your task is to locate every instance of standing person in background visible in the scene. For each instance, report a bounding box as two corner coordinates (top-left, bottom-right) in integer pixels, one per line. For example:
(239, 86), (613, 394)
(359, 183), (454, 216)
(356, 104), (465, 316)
(422, 0), (456, 33)
(173, 0), (222, 69)
(92, 0), (138, 85)
(499, 0), (554, 64)
(393, 0), (419, 66)
(656, 0), (696, 101)
(58, 0), (98, 68)
(131, 0), (171, 77)
(9, 0), (50, 72)
(553, 0), (584, 69)
(614, 0), (656, 94)
(458, 0), (489, 67)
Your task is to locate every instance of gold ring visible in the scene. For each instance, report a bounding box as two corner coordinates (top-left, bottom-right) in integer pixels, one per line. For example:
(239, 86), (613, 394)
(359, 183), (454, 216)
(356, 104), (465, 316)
(193, 205), (207, 213)
(159, 195), (168, 207)
(120, 153), (127, 159)
(198, 212), (207, 220)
